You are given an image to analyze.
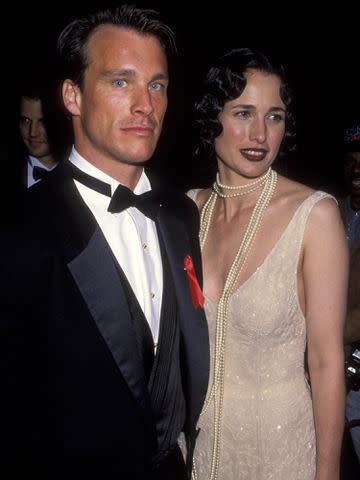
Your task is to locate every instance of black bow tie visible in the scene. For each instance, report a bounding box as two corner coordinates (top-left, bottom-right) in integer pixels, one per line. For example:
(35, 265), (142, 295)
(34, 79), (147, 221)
(33, 166), (50, 181)
(67, 162), (160, 220)
(108, 185), (159, 219)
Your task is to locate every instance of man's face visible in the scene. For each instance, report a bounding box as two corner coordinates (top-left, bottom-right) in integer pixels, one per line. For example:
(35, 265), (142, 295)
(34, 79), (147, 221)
(344, 151), (360, 210)
(19, 97), (52, 158)
(63, 26), (169, 169)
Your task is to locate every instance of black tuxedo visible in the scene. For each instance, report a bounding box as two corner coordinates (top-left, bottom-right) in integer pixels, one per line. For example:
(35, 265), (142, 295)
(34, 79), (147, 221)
(0, 162), (209, 479)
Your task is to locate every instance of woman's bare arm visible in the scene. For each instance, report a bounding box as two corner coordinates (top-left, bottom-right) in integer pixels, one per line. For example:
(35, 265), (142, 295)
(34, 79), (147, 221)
(303, 197), (349, 480)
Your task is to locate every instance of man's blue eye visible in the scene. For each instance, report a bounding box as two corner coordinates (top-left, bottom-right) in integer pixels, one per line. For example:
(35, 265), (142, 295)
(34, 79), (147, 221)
(149, 82), (162, 91)
(114, 79), (127, 88)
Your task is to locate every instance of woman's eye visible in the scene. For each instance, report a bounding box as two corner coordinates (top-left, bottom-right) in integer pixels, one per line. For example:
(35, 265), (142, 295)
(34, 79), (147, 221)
(268, 113), (284, 122)
(234, 110), (250, 119)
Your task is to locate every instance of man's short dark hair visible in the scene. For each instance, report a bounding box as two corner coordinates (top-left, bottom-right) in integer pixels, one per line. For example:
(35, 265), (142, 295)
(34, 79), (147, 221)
(57, 4), (176, 90)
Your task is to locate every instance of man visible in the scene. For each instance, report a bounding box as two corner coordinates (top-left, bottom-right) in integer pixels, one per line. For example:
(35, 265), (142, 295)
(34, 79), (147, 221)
(1, 5), (209, 479)
(342, 120), (360, 464)
(19, 90), (58, 186)
(15, 78), (66, 188)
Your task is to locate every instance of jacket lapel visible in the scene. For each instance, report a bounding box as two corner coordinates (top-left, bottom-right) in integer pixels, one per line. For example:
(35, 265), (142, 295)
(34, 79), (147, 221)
(155, 203), (209, 429)
(67, 227), (151, 412)
(47, 164), (152, 415)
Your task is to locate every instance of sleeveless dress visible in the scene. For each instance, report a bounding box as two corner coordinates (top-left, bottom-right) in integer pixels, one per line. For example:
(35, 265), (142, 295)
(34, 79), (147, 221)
(187, 190), (334, 480)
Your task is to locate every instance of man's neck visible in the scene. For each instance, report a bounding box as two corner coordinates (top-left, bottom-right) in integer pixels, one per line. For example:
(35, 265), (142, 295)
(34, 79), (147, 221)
(36, 154), (57, 169)
(70, 146), (146, 192)
(73, 147), (144, 191)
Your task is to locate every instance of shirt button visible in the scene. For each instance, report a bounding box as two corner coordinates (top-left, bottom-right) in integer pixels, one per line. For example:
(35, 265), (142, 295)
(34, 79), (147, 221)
(150, 292), (155, 299)
(142, 243), (147, 250)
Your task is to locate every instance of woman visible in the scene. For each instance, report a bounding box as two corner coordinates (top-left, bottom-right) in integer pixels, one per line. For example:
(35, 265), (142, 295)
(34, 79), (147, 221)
(188, 48), (348, 480)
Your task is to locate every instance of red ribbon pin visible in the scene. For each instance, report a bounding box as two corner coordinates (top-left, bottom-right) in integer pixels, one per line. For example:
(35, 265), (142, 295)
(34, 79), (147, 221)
(183, 255), (205, 310)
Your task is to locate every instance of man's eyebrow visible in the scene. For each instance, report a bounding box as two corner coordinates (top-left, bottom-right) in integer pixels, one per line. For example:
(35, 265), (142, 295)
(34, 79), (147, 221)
(102, 69), (136, 78)
(101, 69), (169, 82)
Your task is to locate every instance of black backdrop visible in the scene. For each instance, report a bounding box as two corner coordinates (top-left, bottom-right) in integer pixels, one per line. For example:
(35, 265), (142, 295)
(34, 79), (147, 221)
(4, 1), (360, 194)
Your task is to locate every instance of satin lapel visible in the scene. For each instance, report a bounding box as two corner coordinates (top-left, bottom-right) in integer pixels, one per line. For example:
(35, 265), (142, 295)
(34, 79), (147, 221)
(47, 165), (151, 414)
(155, 206), (209, 426)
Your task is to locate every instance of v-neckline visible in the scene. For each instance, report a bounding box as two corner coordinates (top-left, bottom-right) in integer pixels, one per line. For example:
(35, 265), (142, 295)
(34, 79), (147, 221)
(204, 191), (318, 304)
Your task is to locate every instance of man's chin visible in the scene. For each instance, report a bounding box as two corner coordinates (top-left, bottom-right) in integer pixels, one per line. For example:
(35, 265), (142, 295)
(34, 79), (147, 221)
(28, 151), (49, 158)
(119, 150), (156, 167)
(122, 159), (149, 167)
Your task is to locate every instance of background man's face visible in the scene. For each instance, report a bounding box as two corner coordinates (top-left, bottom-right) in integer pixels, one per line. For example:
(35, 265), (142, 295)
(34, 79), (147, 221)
(19, 97), (52, 158)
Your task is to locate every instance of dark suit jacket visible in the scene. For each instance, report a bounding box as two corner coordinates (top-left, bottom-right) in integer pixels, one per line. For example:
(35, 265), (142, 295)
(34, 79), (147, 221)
(344, 232), (360, 345)
(0, 163), (209, 479)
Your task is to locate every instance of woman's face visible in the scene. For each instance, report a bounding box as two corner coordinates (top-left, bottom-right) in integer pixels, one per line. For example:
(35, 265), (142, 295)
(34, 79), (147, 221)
(215, 69), (286, 180)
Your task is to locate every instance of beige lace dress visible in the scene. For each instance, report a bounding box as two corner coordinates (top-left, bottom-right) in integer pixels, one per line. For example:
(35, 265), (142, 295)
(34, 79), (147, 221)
(187, 190), (333, 480)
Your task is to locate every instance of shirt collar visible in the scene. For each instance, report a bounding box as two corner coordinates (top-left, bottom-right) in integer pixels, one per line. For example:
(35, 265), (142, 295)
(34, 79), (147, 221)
(68, 146), (151, 196)
(28, 155), (57, 171)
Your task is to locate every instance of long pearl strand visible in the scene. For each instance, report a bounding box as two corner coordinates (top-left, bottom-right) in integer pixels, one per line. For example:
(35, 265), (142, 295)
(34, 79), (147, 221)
(193, 168), (277, 480)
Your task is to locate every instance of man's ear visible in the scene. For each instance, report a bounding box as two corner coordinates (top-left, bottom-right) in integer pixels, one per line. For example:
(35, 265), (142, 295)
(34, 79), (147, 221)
(62, 79), (82, 116)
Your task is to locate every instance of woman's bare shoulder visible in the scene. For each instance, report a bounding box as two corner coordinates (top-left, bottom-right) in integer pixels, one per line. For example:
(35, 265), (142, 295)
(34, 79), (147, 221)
(274, 175), (341, 229)
(275, 174), (316, 207)
(186, 187), (212, 211)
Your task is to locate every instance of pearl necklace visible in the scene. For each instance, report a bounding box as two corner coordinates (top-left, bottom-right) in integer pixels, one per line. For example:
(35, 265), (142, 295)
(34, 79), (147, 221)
(214, 168), (271, 197)
(193, 168), (277, 480)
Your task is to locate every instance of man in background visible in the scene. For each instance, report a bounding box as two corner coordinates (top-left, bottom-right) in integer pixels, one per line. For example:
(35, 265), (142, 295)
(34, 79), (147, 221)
(12, 72), (72, 188)
(19, 85), (58, 186)
(342, 119), (360, 465)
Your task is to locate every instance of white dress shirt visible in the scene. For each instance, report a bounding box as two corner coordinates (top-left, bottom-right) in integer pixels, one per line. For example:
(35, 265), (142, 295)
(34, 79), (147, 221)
(69, 147), (163, 345)
(27, 155), (57, 188)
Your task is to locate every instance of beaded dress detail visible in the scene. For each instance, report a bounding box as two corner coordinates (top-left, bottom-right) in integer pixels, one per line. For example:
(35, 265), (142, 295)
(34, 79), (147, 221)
(187, 190), (334, 480)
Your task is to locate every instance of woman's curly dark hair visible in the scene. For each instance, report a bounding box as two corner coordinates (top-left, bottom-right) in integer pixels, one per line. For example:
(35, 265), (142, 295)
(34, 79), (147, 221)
(195, 48), (296, 167)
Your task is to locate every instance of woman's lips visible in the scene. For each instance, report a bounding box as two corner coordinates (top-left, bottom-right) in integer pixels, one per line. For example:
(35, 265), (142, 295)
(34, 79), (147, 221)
(240, 148), (267, 162)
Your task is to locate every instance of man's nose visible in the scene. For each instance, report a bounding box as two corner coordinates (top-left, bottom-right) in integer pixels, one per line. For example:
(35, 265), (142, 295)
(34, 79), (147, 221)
(29, 121), (41, 137)
(131, 87), (154, 116)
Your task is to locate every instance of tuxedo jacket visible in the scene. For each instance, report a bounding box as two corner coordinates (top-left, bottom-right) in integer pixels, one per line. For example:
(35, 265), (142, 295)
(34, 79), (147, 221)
(0, 163), (209, 479)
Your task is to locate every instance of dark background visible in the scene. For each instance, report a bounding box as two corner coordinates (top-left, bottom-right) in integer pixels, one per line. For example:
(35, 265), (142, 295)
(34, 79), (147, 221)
(4, 1), (360, 194)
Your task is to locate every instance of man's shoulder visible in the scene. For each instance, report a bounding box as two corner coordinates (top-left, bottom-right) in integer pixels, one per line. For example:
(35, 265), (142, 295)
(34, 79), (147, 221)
(25, 162), (71, 209)
(146, 170), (198, 218)
(160, 187), (199, 226)
(4, 168), (68, 241)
